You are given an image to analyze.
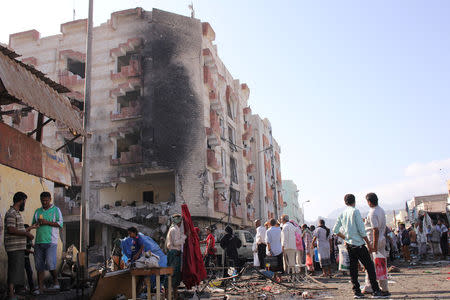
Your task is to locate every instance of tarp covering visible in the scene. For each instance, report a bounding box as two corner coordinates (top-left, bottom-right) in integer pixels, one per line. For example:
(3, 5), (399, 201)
(0, 45), (85, 135)
(121, 233), (167, 267)
(181, 204), (206, 289)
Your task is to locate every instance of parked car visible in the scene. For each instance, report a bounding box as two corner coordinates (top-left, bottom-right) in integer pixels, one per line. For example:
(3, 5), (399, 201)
(199, 229), (254, 266)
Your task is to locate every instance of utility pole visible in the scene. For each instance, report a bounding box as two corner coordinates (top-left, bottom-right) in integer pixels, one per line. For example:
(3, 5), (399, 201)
(80, 0), (93, 277)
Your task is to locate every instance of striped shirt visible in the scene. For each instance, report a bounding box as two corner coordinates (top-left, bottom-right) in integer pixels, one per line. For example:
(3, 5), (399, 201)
(4, 207), (27, 252)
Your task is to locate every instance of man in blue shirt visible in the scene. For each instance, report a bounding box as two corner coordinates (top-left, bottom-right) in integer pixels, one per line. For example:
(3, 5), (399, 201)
(266, 218), (283, 271)
(333, 194), (388, 299)
(127, 227), (144, 262)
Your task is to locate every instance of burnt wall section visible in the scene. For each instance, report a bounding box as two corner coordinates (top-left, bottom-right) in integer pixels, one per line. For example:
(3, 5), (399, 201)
(141, 10), (208, 215)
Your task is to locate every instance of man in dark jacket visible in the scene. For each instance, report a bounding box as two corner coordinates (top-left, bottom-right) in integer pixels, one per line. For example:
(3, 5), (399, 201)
(220, 226), (241, 276)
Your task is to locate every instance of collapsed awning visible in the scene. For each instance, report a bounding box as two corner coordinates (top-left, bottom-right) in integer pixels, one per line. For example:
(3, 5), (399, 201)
(0, 45), (85, 135)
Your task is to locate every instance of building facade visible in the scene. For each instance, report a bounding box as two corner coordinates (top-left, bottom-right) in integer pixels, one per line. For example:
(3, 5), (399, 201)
(8, 8), (283, 254)
(281, 180), (302, 224)
(250, 115), (283, 222)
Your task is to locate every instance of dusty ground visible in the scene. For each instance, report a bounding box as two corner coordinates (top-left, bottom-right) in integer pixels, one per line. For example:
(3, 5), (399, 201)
(201, 259), (450, 300)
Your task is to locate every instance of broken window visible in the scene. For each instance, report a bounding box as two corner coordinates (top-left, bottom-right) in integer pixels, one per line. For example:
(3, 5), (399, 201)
(221, 149), (227, 178)
(230, 156), (238, 184)
(143, 191), (154, 203)
(230, 188), (240, 205)
(67, 58), (85, 78)
(117, 51), (138, 72)
(227, 101), (233, 119)
(117, 89), (140, 111)
(228, 126), (235, 144)
(65, 138), (82, 161)
(219, 118), (226, 139)
(116, 132), (140, 158)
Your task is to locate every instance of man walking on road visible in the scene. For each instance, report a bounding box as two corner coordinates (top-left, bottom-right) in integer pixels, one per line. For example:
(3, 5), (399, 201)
(32, 192), (63, 294)
(362, 193), (390, 296)
(333, 194), (388, 299)
(255, 219), (267, 270)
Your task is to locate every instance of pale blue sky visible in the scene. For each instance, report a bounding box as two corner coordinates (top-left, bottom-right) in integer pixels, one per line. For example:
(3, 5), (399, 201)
(2, 1), (449, 220)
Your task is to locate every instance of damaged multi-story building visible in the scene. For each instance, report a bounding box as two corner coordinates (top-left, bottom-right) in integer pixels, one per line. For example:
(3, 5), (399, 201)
(6, 8), (283, 257)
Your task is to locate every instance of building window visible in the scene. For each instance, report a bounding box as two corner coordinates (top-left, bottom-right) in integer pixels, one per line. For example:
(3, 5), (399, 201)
(230, 188), (240, 205)
(143, 191), (154, 203)
(220, 118), (226, 139)
(67, 58), (85, 78)
(221, 149), (227, 178)
(227, 101), (233, 119)
(116, 89), (140, 112)
(228, 126), (235, 143)
(117, 51), (138, 72)
(230, 156), (238, 184)
(65, 139), (82, 161)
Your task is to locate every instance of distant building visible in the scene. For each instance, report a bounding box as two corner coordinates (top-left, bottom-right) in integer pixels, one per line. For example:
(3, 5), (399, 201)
(281, 180), (302, 224)
(250, 115), (283, 222)
(407, 193), (448, 224)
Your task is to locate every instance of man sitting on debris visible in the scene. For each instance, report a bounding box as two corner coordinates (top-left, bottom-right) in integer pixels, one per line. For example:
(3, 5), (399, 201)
(165, 214), (186, 299)
(127, 227), (144, 262)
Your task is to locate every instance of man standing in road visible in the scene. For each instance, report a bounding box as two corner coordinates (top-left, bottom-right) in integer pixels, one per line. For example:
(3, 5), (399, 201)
(362, 193), (390, 296)
(437, 219), (448, 259)
(165, 214), (186, 299)
(32, 192), (63, 294)
(4, 192), (37, 299)
(255, 219), (267, 270)
(266, 218), (283, 271)
(280, 215), (297, 274)
(333, 194), (387, 299)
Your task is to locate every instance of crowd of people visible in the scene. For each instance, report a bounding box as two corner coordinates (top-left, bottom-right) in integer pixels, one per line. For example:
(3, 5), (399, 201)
(251, 192), (449, 299)
(3, 189), (448, 299)
(4, 191), (63, 299)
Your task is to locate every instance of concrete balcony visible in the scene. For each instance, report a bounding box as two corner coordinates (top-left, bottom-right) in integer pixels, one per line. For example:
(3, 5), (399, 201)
(110, 144), (143, 166)
(247, 182), (255, 193)
(110, 38), (142, 58)
(242, 123), (252, 141)
(214, 190), (227, 213)
(243, 148), (252, 161)
(246, 194), (254, 208)
(110, 58), (141, 83)
(109, 78), (141, 98)
(213, 172), (226, 191)
(247, 163), (256, 174)
(110, 101), (142, 121)
(206, 128), (220, 147)
(209, 90), (222, 112)
(207, 149), (220, 170)
(58, 70), (85, 88)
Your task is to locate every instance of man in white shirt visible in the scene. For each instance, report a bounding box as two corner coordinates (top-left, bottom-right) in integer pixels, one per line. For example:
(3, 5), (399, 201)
(266, 218), (283, 270)
(281, 215), (297, 274)
(165, 214), (186, 299)
(362, 193), (390, 296)
(255, 219), (267, 270)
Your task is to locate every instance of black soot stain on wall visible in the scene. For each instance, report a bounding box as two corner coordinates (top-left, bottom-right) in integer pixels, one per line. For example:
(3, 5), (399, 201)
(141, 26), (202, 170)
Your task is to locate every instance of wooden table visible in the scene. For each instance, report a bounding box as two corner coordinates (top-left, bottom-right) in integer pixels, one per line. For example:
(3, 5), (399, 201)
(130, 267), (174, 300)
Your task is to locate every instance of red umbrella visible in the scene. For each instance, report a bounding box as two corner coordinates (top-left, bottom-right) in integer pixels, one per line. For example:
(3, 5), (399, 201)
(181, 204), (207, 289)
